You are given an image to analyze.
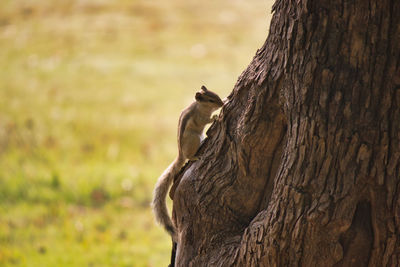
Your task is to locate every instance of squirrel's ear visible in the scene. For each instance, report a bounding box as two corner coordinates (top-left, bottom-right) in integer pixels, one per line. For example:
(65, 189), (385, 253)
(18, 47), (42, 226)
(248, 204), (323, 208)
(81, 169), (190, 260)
(195, 92), (203, 101)
(201, 85), (208, 91)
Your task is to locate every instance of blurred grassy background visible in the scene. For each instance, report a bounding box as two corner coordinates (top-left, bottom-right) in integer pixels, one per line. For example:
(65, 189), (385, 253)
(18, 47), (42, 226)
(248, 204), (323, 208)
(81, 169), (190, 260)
(0, 0), (273, 266)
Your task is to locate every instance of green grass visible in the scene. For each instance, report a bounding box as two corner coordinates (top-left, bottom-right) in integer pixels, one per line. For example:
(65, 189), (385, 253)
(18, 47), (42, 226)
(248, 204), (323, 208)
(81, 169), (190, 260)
(0, 0), (273, 266)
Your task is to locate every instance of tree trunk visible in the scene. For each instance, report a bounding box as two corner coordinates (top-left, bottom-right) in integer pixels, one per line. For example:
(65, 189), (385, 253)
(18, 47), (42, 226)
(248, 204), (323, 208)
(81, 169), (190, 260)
(172, 0), (400, 266)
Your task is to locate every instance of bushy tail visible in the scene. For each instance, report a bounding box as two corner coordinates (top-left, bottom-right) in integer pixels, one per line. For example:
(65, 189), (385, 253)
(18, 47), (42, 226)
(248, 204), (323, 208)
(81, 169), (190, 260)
(152, 156), (185, 241)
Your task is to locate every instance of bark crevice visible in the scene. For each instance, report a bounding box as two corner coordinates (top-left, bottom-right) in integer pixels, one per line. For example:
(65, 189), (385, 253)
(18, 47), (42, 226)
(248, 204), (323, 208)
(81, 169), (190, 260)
(336, 201), (373, 267)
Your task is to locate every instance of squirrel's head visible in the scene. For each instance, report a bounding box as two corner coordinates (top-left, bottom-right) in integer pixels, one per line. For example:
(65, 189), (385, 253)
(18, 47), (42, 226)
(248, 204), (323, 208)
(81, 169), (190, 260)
(195, 85), (224, 110)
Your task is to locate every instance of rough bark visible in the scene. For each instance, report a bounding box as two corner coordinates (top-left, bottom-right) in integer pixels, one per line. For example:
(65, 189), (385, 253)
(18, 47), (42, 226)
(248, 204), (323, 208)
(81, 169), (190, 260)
(172, 0), (400, 266)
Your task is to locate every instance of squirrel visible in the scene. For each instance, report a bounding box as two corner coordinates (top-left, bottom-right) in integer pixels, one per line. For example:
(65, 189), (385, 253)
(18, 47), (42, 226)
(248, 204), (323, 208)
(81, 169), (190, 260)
(151, 85), (224, 242)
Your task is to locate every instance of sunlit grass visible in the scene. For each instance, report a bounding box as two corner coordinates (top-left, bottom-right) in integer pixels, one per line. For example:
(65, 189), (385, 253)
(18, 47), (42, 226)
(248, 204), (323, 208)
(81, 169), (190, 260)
(0, 0), (273, 266)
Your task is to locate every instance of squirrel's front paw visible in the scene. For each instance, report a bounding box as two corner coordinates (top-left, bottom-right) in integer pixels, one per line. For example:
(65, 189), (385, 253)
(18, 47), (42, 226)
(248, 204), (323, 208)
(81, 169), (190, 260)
(189, 156), (200, 161)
